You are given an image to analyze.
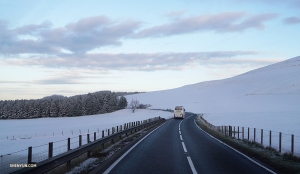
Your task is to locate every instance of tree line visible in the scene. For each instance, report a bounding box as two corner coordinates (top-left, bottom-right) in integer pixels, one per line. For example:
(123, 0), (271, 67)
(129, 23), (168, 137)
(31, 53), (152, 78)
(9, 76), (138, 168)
(0, 91), (128, 119)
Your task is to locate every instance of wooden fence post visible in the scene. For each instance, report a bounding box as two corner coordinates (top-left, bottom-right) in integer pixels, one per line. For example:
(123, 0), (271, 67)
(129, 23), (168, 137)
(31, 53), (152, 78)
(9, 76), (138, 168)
(67, 138), (71, 168)
(254, 128), (256, 143)
(291, 134), (294, 155)
(48, 142), (53, 159)
(242, 127), (244, 140)
(261, 129), (263, 145)
(68, 138), (71, 151)
(269, 130), (272, 147)
(233, 126), (235, 138)
(79, 135), (82, 147)
(279, 132), (282, 153)
(28, 146), (32, 164)
(248, 127), (250, 141)
(87, 134), (91, 157)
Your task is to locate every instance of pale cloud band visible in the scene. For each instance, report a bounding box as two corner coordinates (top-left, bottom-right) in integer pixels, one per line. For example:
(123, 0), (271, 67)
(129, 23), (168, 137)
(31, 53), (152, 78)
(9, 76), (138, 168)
(0, 12), (279, 56)
(1, 51), (271, 71)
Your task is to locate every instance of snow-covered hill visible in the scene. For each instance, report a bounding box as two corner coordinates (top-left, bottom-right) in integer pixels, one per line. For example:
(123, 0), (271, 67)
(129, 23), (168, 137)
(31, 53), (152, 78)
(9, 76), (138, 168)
(125, 56), (300, 135)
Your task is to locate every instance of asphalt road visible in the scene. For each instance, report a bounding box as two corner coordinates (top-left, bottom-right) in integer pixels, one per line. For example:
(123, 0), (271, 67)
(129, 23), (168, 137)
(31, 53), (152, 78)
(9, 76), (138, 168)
(104, 113), (274, 174)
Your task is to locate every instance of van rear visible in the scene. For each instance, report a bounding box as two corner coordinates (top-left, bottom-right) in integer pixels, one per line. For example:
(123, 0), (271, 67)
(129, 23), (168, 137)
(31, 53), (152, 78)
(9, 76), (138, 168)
(174, 106), (185, 119)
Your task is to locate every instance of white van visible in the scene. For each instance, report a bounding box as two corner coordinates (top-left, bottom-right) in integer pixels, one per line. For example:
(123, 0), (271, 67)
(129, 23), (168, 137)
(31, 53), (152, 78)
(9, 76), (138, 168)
(174, 106), (185, 119)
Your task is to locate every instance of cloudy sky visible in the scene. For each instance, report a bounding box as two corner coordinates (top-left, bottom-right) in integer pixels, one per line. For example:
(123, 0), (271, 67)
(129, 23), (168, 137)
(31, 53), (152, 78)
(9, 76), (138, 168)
(1, 0), (299, 100)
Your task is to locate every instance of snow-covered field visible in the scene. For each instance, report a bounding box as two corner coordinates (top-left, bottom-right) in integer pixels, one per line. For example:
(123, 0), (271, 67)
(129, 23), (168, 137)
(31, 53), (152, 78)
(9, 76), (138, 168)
(0, 109), (172, 173)
(0, 109), (172, 153)
(1, 56), (299, 172)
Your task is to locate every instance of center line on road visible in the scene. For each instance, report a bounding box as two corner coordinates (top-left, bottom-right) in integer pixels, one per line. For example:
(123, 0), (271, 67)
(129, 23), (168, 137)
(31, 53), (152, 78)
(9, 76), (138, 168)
(187, 156), (198, 174)
(182, 142), (187, 152)
(179, 115), (198, 174)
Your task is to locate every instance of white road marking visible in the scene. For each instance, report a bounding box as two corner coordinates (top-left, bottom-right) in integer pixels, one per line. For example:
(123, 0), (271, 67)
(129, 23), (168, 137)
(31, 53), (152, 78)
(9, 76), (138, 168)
(193, 118), (276, 174)
(103, 119), (171, 174)
(179, 117), (198, 174)
(182, 142), (187, 152)
(187, 156), (198, 174)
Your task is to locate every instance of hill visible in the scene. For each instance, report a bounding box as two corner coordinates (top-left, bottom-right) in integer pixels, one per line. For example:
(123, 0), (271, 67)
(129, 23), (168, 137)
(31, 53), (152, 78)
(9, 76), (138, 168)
(125, 56), (300, 135)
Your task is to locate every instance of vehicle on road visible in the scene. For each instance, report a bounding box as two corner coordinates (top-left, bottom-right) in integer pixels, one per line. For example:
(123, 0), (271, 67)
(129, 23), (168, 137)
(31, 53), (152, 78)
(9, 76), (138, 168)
(174, 106), (185, 119)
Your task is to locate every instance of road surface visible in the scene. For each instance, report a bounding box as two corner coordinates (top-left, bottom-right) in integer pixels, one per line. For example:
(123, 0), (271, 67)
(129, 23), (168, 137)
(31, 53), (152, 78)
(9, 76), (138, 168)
(103, 113), (274, 174)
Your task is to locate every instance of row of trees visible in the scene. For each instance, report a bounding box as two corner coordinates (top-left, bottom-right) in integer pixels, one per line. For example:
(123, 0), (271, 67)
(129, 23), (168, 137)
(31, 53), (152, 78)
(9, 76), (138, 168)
(0, 91), (128, 119)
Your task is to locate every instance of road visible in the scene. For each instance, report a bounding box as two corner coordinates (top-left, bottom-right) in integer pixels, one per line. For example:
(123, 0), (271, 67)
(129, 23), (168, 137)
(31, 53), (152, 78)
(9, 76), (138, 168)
(103, 113), (274, 174)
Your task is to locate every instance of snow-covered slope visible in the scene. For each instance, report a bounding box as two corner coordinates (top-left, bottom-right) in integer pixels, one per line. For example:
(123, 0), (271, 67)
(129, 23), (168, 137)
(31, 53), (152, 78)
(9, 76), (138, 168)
(125, 56), (300, 134)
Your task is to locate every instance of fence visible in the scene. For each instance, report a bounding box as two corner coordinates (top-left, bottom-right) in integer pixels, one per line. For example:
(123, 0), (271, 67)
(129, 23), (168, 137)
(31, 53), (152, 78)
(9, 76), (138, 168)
(0, 117), (163, 174)
(198, 115), (300, 157)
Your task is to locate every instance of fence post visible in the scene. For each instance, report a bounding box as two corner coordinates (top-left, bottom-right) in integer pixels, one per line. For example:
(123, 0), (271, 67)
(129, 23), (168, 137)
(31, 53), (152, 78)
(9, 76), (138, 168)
(254, 128), (256, 143)
(279, 132), (282, 153)
(79, 135), (82, 147)
(291, 134), (294, 155)
(233, 126), (235, 138)
(68, 138), (71, 151)
(67, 138), (71, 168)
(261, 129), (263, 145)
(48, 142), (53, 159)
(248, 127), (250, 141)
(242, 127), (244, 140)
(269, 130), (272, 147)
(28, 146), (32, 164)
(94, 132), (96, 141)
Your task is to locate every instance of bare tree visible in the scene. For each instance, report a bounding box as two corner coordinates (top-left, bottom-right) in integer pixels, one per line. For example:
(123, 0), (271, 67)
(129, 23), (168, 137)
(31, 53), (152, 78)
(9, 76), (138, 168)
(130, 99), (139, 113)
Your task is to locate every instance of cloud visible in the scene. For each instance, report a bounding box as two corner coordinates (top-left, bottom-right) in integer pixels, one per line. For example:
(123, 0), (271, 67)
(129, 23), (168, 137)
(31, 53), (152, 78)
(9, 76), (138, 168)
(0, 72), (113, 85)
(283, 16), (300, 25)
(1, 51), (261, 71)
(0, 16), (141, 55)
(0, 12), (278, 57)
(165, 10), (186, 18)
(133, 12), (278, 38)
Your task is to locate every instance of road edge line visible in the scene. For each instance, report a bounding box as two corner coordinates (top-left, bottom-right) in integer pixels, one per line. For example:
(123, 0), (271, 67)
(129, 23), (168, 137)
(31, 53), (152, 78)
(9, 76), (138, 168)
(103, 119), (172, 174)
(193, 118), (276, 174)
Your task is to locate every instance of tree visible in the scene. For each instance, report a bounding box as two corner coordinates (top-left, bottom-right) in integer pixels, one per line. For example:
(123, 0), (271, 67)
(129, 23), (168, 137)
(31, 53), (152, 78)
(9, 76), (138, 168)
(130, 99), (139, 113)
(118, 96), (128, 109)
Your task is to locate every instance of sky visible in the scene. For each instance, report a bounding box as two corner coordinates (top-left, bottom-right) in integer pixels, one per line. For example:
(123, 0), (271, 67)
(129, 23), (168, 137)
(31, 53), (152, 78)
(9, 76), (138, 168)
(0, 0), (299, 100)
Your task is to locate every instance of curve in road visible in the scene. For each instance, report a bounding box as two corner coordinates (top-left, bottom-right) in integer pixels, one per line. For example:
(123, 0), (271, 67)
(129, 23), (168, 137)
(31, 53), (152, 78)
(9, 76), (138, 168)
(103, 113), (275, 174)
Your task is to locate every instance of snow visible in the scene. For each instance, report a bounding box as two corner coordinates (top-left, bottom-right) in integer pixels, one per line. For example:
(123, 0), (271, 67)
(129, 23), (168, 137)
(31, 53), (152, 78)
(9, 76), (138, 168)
(65, 158), (98, 174)
(0, 109), (172, 173)
(124, 56), (300, 154)
(1, 56), (300, 172)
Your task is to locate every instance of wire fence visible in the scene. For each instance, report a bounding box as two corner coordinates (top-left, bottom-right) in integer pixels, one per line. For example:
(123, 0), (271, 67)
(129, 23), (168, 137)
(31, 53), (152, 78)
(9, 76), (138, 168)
(0, 117), (160, 174)
(199, 115), (300, 157)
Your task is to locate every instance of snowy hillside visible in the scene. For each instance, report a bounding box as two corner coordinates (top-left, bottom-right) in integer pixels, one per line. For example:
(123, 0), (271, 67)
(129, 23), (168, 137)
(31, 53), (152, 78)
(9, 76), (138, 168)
(125, 56), (300, 135)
